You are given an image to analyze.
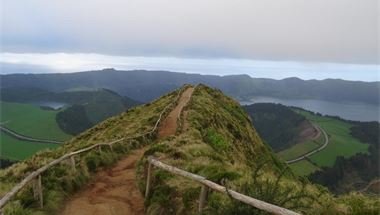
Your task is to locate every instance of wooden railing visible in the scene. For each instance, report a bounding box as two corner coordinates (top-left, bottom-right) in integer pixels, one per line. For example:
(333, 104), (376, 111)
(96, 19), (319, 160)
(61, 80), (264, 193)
(0, 88), (185, 213)
(146, 157), (301, 215)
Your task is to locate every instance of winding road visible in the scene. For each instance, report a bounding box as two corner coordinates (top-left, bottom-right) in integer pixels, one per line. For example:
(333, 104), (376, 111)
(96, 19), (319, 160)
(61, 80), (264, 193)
(0, 125), (63, 144)
(286, 124), (329, 164)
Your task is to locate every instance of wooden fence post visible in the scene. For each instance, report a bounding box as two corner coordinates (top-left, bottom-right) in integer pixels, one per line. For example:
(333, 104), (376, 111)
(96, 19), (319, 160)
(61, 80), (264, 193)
(32, 175), (44, 208)
(70, 156), (76, 172)
(145, 163), (153, 198)
(198, 184), (208, 214)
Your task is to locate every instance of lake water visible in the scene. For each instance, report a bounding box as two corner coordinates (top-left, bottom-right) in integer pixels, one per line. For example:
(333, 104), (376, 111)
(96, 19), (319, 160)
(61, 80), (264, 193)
(33, 101), (66, 110)
(241, 97), (379, 122)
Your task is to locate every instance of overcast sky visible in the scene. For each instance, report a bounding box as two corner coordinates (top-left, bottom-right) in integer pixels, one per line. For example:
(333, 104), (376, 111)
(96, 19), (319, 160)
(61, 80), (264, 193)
(0, 0), (379, 80)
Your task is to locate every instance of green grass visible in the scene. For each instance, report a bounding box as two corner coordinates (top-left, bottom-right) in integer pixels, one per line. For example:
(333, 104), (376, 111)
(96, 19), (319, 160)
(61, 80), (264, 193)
(0, 102), (71, 141)
(277, 139), (321, 160)
(295, 110), (369, 167)
(0, 133), (59, 160)
(289, 160), (319, 176)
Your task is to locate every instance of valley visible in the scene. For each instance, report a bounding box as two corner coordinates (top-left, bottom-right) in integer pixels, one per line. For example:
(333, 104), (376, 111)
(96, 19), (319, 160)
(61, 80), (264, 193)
(1, 85), (378, 215)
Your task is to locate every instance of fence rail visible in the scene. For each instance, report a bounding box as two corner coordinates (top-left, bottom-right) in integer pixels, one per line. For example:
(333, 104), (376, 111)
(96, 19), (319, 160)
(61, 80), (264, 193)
(0, 87), (185, 212)
(146, 157), (301, 215)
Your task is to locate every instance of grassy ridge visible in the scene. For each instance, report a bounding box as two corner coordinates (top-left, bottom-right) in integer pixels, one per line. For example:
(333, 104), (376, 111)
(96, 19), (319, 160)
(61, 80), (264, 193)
(296, 110), (369, 167)
(0, 89), (179, 214)
(0, 102), (71, 141)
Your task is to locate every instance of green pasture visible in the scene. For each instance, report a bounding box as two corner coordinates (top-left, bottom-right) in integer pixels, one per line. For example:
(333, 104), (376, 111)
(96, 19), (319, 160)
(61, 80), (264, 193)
(0, 133), (59, 160)
(295, 110), (369, 167)
(289, 160), (319, 176)
(278, 138), (322, 161)
(0, 102), (71, 141)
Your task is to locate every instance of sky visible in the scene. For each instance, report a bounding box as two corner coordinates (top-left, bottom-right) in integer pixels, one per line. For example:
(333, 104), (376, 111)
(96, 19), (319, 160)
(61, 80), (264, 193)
(1, 0), (379, 80)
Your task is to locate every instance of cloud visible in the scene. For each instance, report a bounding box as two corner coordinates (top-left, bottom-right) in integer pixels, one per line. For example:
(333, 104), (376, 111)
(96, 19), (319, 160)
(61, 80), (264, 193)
(1, 52), (378, 81)
(1, 0), (378, 64)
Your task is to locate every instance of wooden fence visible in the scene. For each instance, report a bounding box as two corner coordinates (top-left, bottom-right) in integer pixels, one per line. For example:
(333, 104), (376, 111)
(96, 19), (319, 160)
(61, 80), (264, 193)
(0, 88), (185, 213)
(146, 156), (301, 215)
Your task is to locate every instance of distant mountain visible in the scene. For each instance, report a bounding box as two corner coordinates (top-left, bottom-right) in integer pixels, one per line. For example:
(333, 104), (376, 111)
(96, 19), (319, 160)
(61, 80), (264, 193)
(1, 69), (379, 104)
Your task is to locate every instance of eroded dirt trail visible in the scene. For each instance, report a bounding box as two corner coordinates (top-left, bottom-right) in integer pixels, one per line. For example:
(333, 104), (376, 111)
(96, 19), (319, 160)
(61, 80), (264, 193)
(61, 87), (194, 215)
(61, 149), (145, 215)
(158, 87), (194, 138)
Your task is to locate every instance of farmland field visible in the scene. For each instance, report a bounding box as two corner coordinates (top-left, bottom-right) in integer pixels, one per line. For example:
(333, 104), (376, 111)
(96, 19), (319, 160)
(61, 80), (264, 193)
(0, 133), (59, 160)
(277, 137), (322, 161)
(0, 102), (71, 141)
(295, 110), (369, 167)
(289, 160), (319, 176)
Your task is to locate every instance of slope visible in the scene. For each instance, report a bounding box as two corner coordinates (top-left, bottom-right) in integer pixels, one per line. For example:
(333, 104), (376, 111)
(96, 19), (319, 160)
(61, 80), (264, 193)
(0, 85), (379, 215)
(60, 87), (195, 215)
(0, 87), (182, 214)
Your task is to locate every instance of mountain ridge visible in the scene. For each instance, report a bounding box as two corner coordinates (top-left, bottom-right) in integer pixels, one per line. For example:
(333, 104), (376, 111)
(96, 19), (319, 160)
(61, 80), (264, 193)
(1, 69), (379, 104)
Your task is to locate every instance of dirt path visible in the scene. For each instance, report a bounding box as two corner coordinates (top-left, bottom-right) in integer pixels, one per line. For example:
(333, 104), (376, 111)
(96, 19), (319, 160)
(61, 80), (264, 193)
(61, 149), (145, 215)
(286, 124), (329, 164)
(158, 87), (194, 138)
(60, 87), (194, 215)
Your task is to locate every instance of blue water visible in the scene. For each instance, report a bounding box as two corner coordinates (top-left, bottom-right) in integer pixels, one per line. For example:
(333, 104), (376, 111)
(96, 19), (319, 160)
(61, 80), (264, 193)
(241, 97), (379, 122)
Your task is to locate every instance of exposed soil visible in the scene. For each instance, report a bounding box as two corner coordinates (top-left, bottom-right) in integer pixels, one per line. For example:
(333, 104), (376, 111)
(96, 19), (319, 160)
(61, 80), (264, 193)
(61, 149), (145, 215)
(60, 87), (194, 215)
(158, 87), (194, 138)
(296, 120), (321, 143)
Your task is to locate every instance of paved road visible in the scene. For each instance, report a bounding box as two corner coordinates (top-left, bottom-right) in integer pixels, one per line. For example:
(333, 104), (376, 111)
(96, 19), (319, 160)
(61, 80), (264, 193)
(286, 124), (329, 164)
(0, 125), (63, 144)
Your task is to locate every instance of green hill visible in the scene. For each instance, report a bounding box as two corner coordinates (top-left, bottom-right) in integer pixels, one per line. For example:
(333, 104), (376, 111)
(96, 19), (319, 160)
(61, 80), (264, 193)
(0, 85), (378, 214)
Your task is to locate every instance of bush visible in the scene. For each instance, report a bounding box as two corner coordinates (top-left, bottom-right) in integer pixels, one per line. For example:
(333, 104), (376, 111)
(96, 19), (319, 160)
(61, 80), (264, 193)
(204, 129), (229, 152)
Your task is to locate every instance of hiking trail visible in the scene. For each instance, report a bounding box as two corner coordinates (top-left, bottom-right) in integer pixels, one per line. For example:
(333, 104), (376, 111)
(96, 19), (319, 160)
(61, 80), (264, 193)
(60, 87), (194, 215)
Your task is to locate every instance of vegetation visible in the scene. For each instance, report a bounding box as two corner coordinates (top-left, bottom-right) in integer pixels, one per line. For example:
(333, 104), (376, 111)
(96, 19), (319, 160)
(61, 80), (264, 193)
(0, 88), (179, 214)
(0, 133), (59, 161)
(0, 101), (71, 141)
(277, 138), (322, 161)
(289, 160), (319, 176)
(0, 85), (378, 214)
(309, 121), (380, 194)
(296, 110), (369, 167)
(244, 103), (307, 151)
(56, 105), (93, 135)
(138, 85), (378, 215)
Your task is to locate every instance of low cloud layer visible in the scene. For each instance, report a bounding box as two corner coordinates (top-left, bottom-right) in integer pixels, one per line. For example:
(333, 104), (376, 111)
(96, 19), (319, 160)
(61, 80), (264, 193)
(2, 0), (378, 64)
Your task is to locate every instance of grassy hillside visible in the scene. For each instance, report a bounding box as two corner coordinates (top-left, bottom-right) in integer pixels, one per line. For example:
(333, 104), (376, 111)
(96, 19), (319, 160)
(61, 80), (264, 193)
(278, 138), (322, 161)
(296, 110), (369, 167)
(309, 121), (380, 194)
(0, 101), (71, 141)
(0, 85), (378, 214)
(244, 103), (309, 151)
(138, 85), (379, 215)
(0, 88), (180, 214)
